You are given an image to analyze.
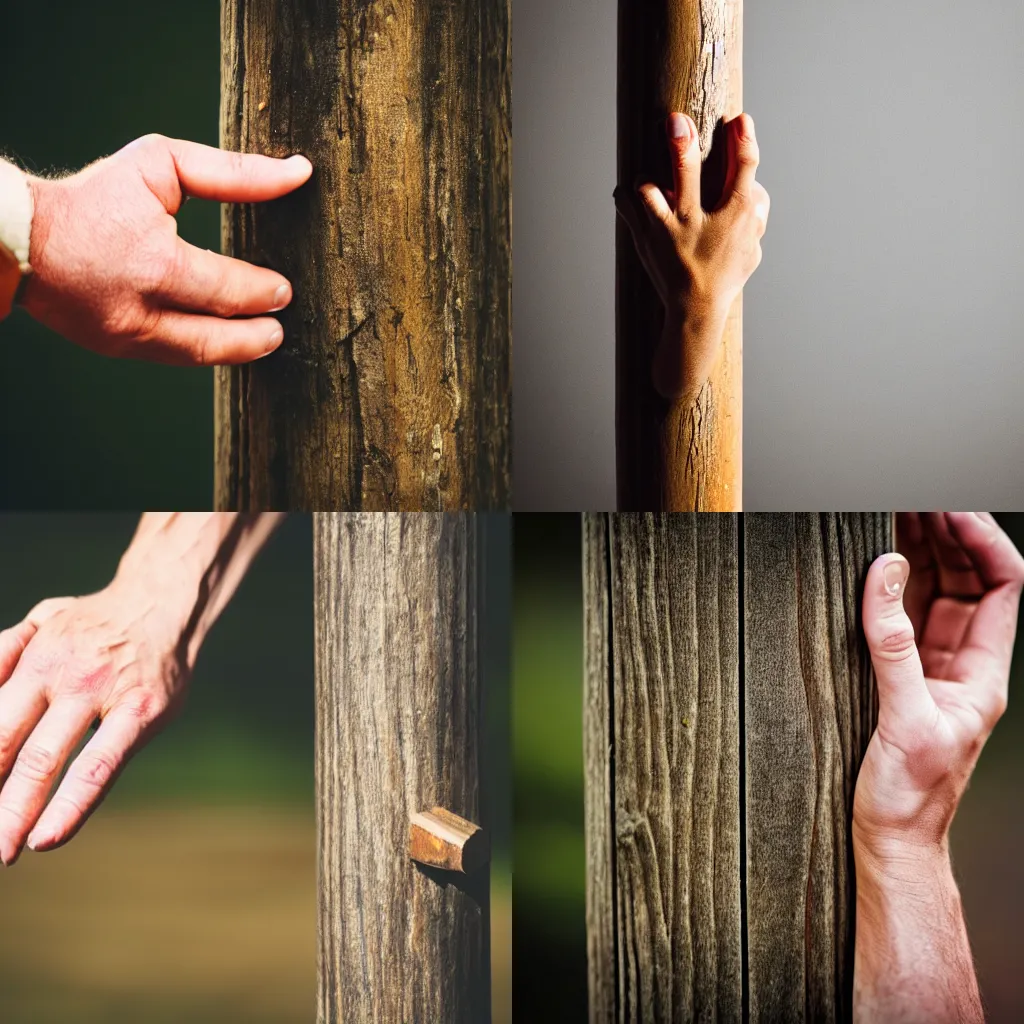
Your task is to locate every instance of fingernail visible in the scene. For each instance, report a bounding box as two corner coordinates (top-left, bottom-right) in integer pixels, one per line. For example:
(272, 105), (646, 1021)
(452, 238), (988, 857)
(975, 512), (998, 527)
(883, 558), (909, 597)
(267, 323), (284, 350)
(667, 113), (690, 141)
(270, 284), (291, 312)
(288, 154), (313, 175)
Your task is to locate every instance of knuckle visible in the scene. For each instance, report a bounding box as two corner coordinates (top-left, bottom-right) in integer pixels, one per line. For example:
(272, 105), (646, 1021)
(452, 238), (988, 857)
(14, 743), (60, 783)
(76, 749), (120, 790)
(0, 726), (17, 766)
(868, 617), (917, 660)
(122, 689), (167, 722)
(63, 656), (113, 697)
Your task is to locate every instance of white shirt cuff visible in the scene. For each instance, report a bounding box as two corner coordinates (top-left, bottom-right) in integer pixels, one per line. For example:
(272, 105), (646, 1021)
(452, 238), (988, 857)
(0, 159), (34, 271)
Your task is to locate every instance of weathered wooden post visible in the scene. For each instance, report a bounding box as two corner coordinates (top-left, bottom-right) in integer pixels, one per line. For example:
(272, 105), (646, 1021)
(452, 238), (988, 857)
(617, 1), (743, 511)
(314, 513), (490, 1022)
(584, 513), (893, 1021)
(217, 1), (511, 511)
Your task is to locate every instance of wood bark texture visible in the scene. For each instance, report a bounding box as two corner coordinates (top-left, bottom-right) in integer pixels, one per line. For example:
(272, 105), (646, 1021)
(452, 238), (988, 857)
(584, 513), (893, 1023)
(744, 513), (892, 1023)
(314, 513), (489, 1023)
(617, 0), (743, 511)
(218, 0), (511, 511)
(584, 513), (742, 1022)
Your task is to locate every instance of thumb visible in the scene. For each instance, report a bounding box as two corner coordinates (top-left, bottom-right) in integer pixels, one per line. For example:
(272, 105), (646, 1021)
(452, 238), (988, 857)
(862, 554), (932, 729)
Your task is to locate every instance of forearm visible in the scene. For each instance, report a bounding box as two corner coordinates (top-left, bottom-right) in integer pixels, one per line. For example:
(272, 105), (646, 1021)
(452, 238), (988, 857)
(651, 301), (727, 406)
(854, 842), (982, 1024)
(115, 512), (285, 667)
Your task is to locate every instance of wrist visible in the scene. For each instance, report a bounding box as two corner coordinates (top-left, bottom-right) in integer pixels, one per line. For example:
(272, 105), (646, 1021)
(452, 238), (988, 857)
(112, 535), (211, 670)
(653, 300), (728, 403)
(853, 826), (952, 895)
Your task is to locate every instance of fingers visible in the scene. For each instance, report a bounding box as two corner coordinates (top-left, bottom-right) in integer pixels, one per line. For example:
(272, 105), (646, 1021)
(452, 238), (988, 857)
(751, 181), (770, 238)
(161, 240), (293, 318)
(636, 182), (674, 224)
(0, 697), (96, 865)
(944, 513), (1024, 589)
(940, 514), (1024, 722)
(666, 113), (701, 219)
(613, 185), (649, 245)
(0, 621), (39, 685)
(725, 113), (760, 203)
(921, 513), (985, 598)
(166, 139), (313, 204)
(0, 673), (48, 785)
(136, 310), (285, 366)
(28, 704), (150, 853)
(862, 553), (934, 732)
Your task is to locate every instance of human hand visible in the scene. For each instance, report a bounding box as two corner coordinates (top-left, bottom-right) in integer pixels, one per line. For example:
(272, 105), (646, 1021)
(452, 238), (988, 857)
(0, 569), (198, 865)
(614, 112), (769, 401)
(21, 135), (312, 365)
(853, 512), (1024, 873)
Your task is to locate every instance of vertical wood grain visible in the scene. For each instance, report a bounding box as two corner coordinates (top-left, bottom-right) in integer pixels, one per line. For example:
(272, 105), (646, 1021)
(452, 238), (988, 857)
(584, 513), (893, 1021)
(314, 513), (489, 1023)
(744, 513), (893, 1023)
(584, 513), (742, 1023)
(617, 1), (743, 511)
(218, 0), (511, 511)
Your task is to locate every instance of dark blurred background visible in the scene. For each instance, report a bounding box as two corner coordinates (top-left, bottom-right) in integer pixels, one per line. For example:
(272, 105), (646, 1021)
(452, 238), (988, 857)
(0, 514), (511, 1023)
(0, 0), (222, 508)
(514, 513), (1024, 1022)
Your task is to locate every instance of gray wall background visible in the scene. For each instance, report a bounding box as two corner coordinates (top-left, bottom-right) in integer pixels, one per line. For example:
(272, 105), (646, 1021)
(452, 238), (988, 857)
(513, 0), (1024, 511)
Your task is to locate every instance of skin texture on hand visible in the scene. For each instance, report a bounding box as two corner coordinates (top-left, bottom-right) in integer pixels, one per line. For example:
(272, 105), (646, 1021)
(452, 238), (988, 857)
(614, 111), (770, 402)
(0, 512), (283, 866)
(852, 512), (1024, 1024)
(20, 136), (313, 365)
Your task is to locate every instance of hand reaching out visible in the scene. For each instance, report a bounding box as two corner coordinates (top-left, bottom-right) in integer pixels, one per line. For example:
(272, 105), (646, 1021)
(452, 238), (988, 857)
(0, 512), (283, 867)
(614, 112), (770, 402)
(0, 580), (193, 865)
(854, 512), (1024, 858)
(21, 136), (313, 365)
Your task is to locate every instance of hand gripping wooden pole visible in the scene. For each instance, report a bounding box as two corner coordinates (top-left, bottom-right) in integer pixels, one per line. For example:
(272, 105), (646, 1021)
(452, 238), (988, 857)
(617, 0), (743, 511)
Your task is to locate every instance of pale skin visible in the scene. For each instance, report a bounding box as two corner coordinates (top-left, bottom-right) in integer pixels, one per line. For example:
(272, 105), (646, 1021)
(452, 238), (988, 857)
(614, 111), (770, 404)
(0, 512), (283, 866)
(18, 136), (313, 365)
(854, 512), (1024, 1023)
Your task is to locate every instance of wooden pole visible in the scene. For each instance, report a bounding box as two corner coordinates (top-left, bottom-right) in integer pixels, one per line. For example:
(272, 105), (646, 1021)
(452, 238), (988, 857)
(584, 513), (893, 1021)
(314, 513), (490, 1022)
(616, 1), (743, 512)
(217, 1), (511, 511)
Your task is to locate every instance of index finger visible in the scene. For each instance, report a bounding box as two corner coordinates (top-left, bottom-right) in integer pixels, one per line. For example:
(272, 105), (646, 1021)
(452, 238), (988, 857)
(0, 622), (38, 686)
(167, 140), (313, 203)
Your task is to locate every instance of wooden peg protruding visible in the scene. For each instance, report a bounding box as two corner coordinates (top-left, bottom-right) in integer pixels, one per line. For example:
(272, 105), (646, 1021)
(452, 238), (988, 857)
(408, 807), (489, 874)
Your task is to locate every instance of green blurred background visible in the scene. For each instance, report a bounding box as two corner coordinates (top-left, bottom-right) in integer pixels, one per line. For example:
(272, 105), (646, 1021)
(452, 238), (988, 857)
(0, 514), (511, 1023)
(0, 0), (223, 508)
(514, 514), (1024, 1023)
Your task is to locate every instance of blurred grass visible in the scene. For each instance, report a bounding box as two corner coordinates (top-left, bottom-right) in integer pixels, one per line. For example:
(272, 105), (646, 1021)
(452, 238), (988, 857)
(0, 808), (513, 1024)
(513, 515), (588, 1020)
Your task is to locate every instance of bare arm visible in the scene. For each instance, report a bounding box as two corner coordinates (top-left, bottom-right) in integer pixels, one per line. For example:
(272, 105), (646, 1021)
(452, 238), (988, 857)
(853, 512), (1024, 1022)
(0, 512), (283, 864)
(854, 842), (980, 1024)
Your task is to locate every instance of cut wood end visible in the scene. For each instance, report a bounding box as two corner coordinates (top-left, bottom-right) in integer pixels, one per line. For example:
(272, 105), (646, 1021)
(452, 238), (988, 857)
(408, 807), (489, 874)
